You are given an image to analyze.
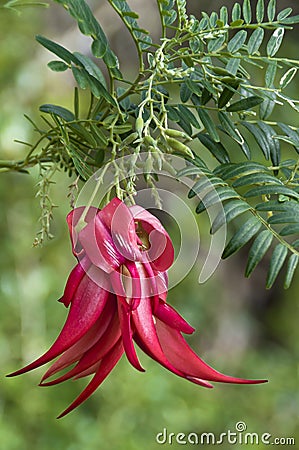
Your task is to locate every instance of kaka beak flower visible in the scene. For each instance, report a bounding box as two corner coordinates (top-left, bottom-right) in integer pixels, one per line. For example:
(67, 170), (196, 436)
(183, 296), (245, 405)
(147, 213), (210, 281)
(8, 198), (267, 418)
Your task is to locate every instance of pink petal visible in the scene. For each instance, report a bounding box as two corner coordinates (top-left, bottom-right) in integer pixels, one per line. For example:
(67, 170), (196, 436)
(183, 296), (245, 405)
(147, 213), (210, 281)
(79, 214), (124, 273)
(40, 310), (121, 386)
(66, 206), (98, 258)
(155, 319), (267, 384)
(130, 205), (174, 271)
(154, 301), (195, 334)
(40, 295), (117, 382)
(57, 339), (124, 418)
(58, 257), (90, 307)
(117, 300), (145, 372)
(100, 198), (141, 261)
(7, 275), (109, 377)
(132, 297), (183, 377)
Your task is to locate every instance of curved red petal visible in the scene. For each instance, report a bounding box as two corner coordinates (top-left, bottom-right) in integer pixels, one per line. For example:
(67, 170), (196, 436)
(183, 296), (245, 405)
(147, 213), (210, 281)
(7, 275), (109, 377)
(156, 319), (267, 384)
(154, 301), (195, 334)
(57, 339), (124, 418)
(117, 300), (145, 372)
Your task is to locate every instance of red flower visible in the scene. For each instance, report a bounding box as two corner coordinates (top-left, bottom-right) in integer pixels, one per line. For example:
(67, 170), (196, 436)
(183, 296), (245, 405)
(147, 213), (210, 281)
(8, 198), (266, 417)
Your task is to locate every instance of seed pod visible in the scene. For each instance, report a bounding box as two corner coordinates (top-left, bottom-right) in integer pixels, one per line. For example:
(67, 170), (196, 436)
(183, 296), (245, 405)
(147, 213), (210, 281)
(120, 132), (139, 149)
(144, 135), (156, 147)
(164, 128), (191, 141)
(166, 137), (194, 159)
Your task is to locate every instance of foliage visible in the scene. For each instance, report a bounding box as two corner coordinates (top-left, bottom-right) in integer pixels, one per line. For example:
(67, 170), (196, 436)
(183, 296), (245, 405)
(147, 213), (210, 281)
(1, 0), (299, 288)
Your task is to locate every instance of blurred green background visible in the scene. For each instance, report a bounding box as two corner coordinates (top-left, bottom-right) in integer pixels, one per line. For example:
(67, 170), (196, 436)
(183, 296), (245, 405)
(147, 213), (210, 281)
(0, 1), (298, 449)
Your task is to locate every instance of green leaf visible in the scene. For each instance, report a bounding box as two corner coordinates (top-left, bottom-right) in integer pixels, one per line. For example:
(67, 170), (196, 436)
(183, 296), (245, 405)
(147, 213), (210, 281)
(227, 30), (247, 53)
(188, 176), (226, 199)
(260, 91), (276, 120)
(73, 52), (107, 87)
(279, 68), (297, 89)
(218, 111), (243, 144)
(280, 224), (299, 236)
(256, 0), (264, 23)
(36, 35), (77, 64)
(241, 122), (270, 159)
(214, 161), (268, 180)
(278, 123), (299, 149)
(230, 19), (244, 27)
(284, 254), (299, 289)
(247, 28), (264, 55)
(277, 7), (292, 21)
(210, 199), (250, 233)
(255, 199), (299, 212)
(258, 121), (281, 167)
(265, 62), (277, 87)
(39, 104), (75, 122)
(232, 3), (241, 21)
(47, 60), (69, 72)
(243, 0), (252, 23)
(180, 83), (191, 103)
(197, 108), (220, 142)
(245, 230), (273, 277)
(266, 243), (287, 289)
(267, 0), (276, 22)
(220, 6), (228, 25)
(208, 34), (226, 52)
(225, 58), (241, 76)
(267, 28), (284, 57)
(218, 79), (240, 108)
(197, 134), (230, 164)
(222, 216), (262, 258)
(232, 172), (282, 188)
(177, 104), (201, 129)
(196, 187), (239, 214)
(268, 212), (299, 225)
(244, 185), (299, 200)
(72, 66), (89, 89)
(279, 15), (299, 24)
(227, 95), (263, 112)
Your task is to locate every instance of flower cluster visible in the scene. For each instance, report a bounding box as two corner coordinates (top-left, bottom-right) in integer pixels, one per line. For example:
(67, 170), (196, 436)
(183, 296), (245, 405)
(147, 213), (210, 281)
(8, 198), (266, 417)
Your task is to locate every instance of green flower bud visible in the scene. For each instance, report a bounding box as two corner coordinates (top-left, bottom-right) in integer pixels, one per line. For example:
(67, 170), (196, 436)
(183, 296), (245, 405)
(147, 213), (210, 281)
(166, 138), (194, 159)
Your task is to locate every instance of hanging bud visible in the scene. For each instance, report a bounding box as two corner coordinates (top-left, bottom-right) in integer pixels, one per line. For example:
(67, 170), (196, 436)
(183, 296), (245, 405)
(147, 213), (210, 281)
(166, 137), (194, 159)
(135, 117), (144, 137)
(164, 128), (192, 141)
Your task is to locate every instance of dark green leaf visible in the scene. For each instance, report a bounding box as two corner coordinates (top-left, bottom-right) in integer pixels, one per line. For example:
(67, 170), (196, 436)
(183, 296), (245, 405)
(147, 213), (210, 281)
(265, 62), (277, 87)
(243, 0), (252, 23)
(247, 28), (264, 55)
(245, 230), (273, 277)
(214, 161), (268, 180)
(218, 111), (243, 144)
(258, 121), (281, 167)
(277, 7), (292, 21)
(256, 0), (264, 22)
(218, 80), (240, 108)
(227, 96), (263, 112)
(266, 243), (287, 288)
(39, 104), (75, 122)
(255, 199), (299, 212)
(72, 66), (89, 89)
(210, 199), (250, 233)
(268, 212), (299, 225)
(278, 123), (299, 149)
(180, 83), (192, 103)
(197, 133), (230, 164)
(232, 172), (282, 188)
(188, 176), (226, 198)
(279, 68), (297, 89)
(279, 15), (299, 24)
(227, 30), (247, 53)
(222, 216), (262, 258)
(241, 122), (270, 159)
(177, 104), (201, 129)
(267, 28), (284, 57)
(244, 185), (299, 200)
(73, 52), (107, 87)
(232, 3), (241, 21)
(284, 254), (299, 289)
(36, 35), (76, 64)
(280, 224), (299, 236)
(267, 0), (276, 22)
(196, 187), (239, 214)
(197, 108), (220, 142)
(47, 60), (69, 72)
